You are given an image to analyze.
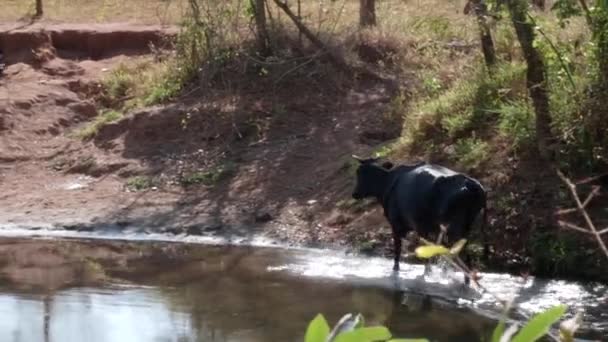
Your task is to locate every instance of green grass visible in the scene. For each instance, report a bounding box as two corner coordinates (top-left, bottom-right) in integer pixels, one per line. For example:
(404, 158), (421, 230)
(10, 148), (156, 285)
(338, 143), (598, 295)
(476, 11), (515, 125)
(126, 176), (157, 191)
(103, 66), (133, 100)
(497, 100), (535, 150)
(451, 137), (490, 169)
(75, 110), (122, 139)
(178, 162), (236, 187)
(399, 61), (528, 161)
(101, 59), (179, 110)
(527, 230), (607, 280)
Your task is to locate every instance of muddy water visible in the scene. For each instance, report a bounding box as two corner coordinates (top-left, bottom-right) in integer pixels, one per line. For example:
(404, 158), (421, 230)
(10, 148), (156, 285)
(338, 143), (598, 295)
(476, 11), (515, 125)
(0, 229), (606, 341)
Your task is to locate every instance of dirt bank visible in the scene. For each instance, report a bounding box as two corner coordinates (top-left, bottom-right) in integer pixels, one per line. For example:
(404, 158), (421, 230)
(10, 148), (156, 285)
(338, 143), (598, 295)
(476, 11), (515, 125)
(1, 23), (606, 284)
(0, 23), (400, 257)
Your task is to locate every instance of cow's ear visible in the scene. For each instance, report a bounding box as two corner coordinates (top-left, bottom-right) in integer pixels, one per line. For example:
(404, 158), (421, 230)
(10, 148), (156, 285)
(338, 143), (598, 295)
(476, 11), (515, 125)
(382, 161), (394, 169)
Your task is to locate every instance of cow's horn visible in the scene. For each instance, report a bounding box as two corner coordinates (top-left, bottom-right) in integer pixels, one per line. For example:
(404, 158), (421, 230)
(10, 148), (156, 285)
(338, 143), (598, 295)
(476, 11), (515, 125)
(352, 154), (363, 161)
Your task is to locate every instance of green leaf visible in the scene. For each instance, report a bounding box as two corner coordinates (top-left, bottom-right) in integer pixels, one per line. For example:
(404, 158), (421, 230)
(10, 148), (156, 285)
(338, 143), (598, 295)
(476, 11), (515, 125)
(305, 314), (330, 342)
(332, 331), (365, 342)
(511, 305), (568, 342)
(327, 314), (362, 341)
(449, 239), (467, 255)
(492, 296), (515, 342)
(333, 327), (391, 342)
(356, 327), (392, 340)
(388, 339), (430, 342)
(415, 245), (449, 259)
(491, 319), (507, 342)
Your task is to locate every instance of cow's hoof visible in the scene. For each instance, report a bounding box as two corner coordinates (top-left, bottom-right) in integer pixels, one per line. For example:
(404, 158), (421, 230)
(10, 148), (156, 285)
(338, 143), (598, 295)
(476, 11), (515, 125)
(464, 276), (471, 287)
(393, 265), (400, 272)
(423, 263), (431, 275)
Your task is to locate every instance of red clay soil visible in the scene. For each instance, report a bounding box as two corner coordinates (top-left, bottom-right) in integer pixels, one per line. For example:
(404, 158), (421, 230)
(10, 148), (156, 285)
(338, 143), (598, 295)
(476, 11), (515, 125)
(0, 23), (400, 255)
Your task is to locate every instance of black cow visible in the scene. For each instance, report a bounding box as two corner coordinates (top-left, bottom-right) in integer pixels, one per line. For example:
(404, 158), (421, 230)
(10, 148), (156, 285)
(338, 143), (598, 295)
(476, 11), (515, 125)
(351, 156), (488, 273)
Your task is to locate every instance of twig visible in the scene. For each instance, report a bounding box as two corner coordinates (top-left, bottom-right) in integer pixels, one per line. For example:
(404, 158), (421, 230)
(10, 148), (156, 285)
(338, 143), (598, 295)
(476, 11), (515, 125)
(526, 13), (577, 92)
(271, 0), (351, 72)
(577, 0), (593, 27)
(558, 220), (593, 235)
(418, 237), (507, 305)
(555, 185), (600, 215)
(273, 52), (322, 85)
(556, 170), (608, 260)
(575, 173), (608, 186)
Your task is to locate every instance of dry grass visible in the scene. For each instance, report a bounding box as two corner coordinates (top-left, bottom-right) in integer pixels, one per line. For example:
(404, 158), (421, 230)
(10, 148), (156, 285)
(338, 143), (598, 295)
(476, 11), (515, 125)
(0, 0), (188, 24)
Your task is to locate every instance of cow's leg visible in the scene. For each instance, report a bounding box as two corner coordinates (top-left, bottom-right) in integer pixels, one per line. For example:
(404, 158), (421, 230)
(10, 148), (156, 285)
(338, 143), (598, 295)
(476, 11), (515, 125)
(393, 232), (402, 271)
(445, 211), (474, 285)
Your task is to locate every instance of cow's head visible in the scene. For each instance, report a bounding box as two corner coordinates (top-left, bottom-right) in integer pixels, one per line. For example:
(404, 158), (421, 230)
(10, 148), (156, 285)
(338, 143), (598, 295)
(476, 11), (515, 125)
(351, 155), (394, 200)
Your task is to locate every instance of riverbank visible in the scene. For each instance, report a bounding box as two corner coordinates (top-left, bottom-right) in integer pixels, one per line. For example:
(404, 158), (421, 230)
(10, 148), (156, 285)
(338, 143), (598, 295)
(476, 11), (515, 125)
(1, 16), (607, 284)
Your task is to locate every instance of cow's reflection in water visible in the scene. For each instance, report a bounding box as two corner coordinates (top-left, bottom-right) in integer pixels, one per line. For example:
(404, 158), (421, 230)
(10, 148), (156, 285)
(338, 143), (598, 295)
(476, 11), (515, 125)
(383, 290), (491, 342)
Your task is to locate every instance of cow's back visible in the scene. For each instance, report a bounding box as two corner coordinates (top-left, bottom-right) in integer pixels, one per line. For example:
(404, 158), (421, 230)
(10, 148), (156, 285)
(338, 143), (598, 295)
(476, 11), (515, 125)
(388, 163), (476, 234)
(386, 164), (446, 230)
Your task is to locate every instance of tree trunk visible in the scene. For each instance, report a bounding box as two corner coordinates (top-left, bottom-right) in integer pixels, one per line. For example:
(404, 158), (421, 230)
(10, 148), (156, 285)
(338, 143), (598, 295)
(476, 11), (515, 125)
(507, 0), (553, 160)
(252, 0), (271, 56)
(35, 0), (43, 17)
(593, 11), (608, 85)
(470, 0), (496, 69)
(359, 0), (377, 27)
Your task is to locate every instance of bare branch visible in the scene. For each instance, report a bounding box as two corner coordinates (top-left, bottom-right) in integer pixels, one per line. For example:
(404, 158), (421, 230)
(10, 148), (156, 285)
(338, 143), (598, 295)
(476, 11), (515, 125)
(582, 185), (600, 205)
(557, 185), (601, 215)
(271, 0), (350, 72)
(557, 170), (608, 260)
(575, 173), (608, 186)
(556, 207), (578, 215)
(558, 220), (593, 235)
(555, 208), (578, 216)
(577, 0), (593, 27)
(418, 237), (507, 305)
(598, 227), (608, 235)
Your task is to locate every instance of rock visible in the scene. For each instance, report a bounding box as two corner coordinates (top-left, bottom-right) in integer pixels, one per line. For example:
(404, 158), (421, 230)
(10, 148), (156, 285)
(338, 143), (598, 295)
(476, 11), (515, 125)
(161, 227), (180, 235)
(443, 144), (456, 155)
(116, 221), (130, 228)
(255, 212), (273, 223)
(186, 223), (223, 235)
(186, 225), (203, 235)
(63, 223), (85, 231)
(203, 223), (223, 232)
(68, 100), (98, 118)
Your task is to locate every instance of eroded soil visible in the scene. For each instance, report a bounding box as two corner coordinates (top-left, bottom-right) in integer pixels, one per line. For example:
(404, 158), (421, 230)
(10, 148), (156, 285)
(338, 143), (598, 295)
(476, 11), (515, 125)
(0, 22), (401, 257)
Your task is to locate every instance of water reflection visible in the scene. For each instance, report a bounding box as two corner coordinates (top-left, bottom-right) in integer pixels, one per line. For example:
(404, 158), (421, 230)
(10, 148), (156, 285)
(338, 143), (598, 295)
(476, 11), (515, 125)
(0, 287), (197, 342)
(0, 239), (604, 341)
(0, 285), (494, 342)
(0, 243), (496, 342)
